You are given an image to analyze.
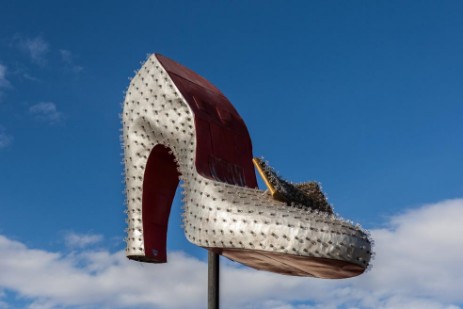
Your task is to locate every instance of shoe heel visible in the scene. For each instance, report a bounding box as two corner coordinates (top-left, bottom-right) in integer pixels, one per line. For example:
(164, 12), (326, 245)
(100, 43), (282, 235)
(126, 143), (179, 263)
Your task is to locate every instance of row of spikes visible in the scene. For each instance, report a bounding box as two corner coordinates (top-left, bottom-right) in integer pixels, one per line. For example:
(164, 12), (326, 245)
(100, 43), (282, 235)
(121, 55), (185, 253)
(183, 228), (367, 264)
(181, 178), (368, 238)
(180, 206), (370, 244)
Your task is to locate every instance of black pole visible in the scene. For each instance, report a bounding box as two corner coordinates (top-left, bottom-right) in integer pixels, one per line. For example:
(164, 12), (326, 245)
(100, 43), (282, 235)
(208, 250), (219, 309)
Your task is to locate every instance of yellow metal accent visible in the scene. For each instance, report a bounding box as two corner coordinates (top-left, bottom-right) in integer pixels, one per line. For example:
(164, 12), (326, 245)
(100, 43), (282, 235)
(252, 158), (277, 196)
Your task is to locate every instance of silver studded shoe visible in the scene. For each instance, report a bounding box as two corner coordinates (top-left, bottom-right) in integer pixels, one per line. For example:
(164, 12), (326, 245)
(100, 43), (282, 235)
(122, 54), (372, 279)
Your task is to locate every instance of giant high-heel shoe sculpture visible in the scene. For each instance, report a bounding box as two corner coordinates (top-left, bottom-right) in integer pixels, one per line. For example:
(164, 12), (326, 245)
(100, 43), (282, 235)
(122, 54), (372, 279)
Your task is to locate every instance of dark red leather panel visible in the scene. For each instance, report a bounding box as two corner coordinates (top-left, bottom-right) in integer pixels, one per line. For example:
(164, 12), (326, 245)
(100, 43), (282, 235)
(156, 54), (258, 188)
(142, 144), (179, 262)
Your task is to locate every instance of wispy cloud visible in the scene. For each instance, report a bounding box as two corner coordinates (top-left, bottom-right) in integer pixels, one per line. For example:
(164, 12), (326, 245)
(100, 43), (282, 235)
(65, 233), (103, 249)
(29, 102), (64, 124)
(59, 49), (83, 73)
(13, 35), (49, 65)
(0, 64), (11, 89)
(0, 64), (11, 102)
(0, 199), (463, 308)
(0, 127), (13, 149)
(23, 72), (40, 82)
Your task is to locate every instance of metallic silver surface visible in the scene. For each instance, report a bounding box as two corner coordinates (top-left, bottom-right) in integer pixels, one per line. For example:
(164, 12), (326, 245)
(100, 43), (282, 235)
(122, 54), (372, 272)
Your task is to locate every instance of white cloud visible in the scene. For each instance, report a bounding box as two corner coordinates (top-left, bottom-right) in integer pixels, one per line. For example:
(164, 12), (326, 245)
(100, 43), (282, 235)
(0, 64), (11, 103)
(0, 127), (13, 149)
(0, 199), (462, 308)
(23, 73), (40, 82)
(0, 64), (10, 89)
(64, 233), (103, 248)
(0, 236), (207, 309)
(59, 49), (83, 73)
(14, 35), (49, 65)
(59, 49), (73, 63)
(29, 102), (64, 124)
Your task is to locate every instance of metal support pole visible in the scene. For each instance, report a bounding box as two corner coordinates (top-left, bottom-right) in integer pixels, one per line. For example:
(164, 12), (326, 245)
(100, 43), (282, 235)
(208, 251), (219, 309)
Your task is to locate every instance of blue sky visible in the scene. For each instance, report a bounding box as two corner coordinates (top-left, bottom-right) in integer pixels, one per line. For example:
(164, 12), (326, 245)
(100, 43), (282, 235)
(0, 1), (462, 308)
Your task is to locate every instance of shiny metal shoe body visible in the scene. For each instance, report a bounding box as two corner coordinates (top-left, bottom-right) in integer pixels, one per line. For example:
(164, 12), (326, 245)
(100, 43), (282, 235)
(122, 54), (372, 278)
